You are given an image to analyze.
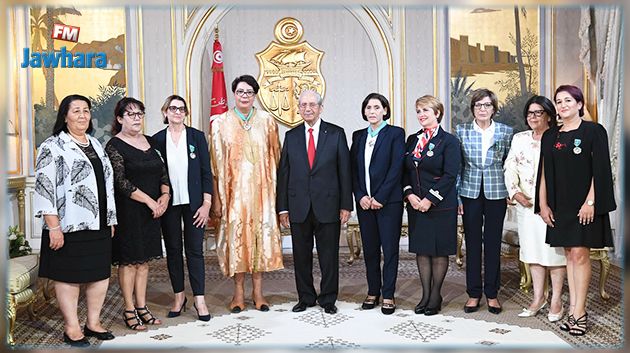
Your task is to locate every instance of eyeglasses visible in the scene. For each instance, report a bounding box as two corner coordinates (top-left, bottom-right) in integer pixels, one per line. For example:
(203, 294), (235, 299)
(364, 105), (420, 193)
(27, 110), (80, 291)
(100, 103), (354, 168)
(298, 102), (319, 109)
(235, 89), (256, 98)
(167, 106), (188, 114)
(526, 110), (545, 118)
(474, 102), (493, 110)
(124, 111), (145, 119)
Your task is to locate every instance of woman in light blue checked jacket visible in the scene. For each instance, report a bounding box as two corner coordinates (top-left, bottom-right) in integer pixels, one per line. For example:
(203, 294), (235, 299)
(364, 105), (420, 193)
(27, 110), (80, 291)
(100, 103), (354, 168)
(455, 88), (513, 315)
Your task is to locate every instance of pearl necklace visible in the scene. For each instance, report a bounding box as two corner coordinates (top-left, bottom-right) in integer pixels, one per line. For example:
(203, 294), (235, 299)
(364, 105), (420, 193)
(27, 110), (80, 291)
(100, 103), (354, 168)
(69, 134), (90, 148)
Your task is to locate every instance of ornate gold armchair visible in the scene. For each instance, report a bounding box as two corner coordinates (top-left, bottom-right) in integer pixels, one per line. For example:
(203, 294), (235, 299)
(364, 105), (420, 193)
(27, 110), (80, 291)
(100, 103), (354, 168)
(6, 177), (43, 345)
(6, 255), (40, 345)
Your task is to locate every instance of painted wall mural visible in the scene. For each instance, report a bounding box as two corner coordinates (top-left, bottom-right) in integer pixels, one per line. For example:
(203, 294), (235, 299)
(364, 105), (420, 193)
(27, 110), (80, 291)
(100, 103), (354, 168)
(450, 6), (539, 132)
(29, 6), (126, 148)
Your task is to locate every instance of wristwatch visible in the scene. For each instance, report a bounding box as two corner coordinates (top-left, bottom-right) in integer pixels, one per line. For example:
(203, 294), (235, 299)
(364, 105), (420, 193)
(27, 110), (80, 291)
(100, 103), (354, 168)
(586, 199), (594, 206)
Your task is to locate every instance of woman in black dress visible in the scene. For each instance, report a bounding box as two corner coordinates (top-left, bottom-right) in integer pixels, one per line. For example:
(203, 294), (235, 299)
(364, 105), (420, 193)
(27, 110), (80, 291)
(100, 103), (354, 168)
(536, 85), (616, 336)
(34, 95), (117, 347)
(105, 97), (170, 331)
(403, 95), (461, 316)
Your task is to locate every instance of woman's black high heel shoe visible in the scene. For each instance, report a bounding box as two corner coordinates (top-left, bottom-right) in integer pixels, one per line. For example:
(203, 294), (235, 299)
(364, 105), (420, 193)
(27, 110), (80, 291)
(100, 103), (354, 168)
(135, 305), (161, 325)
(414, 302), (427, 314)
(463, 297), (480, 313)
(424, 297), (443, 316)
(568, 313), (588, 336)
(123, 310), (146, 331)
(381, 299), (396, 315)
(486, 298), (502, 314)
(193, 303), (212, 321)
(362, 295), (380, 310)
(167, 297), (187, 318)
(560, 314), (576, 331)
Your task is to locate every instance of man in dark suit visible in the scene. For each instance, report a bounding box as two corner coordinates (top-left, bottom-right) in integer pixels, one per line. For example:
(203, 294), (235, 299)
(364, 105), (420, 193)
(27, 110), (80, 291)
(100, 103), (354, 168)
(277, 90), (353, 314)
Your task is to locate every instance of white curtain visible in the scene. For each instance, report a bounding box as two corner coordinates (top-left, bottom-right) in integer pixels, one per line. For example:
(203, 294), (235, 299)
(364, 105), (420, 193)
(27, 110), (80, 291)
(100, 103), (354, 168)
(579, 6), (623, 259)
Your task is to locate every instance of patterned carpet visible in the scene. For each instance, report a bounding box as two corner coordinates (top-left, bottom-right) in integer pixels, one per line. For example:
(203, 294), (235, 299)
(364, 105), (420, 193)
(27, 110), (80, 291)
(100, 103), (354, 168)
(11, 250), (623, 349)
(98, 300), (570, 349)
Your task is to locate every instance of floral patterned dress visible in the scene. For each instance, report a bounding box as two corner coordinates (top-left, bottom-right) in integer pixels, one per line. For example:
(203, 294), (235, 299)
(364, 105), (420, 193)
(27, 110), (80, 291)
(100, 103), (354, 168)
(504, 130), (565, 266)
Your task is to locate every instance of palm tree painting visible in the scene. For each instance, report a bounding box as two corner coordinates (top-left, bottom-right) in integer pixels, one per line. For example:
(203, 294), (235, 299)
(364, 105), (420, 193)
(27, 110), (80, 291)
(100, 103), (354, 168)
(29, 6), (128, 147)
(30, 6), (82, 109)
(449, 6), (539, 132)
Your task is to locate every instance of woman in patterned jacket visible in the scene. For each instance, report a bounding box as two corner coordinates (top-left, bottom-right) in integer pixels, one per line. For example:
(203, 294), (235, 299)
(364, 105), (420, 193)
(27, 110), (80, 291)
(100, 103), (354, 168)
(455, 88), (513, 315)
(504, 95), (566, 321)
(34, 94), (117, 347)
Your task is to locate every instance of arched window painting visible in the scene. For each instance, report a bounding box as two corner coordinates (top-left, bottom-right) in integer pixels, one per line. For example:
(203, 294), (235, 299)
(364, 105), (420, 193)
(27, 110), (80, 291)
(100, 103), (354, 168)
(450, 6), (539, 133)
(30, 6), (126, 147)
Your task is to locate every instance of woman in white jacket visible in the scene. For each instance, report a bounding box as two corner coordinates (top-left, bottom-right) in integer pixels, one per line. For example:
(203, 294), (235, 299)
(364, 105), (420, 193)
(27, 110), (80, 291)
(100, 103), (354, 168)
(504, 95), (566, 321)
(34, 94), (117, 347)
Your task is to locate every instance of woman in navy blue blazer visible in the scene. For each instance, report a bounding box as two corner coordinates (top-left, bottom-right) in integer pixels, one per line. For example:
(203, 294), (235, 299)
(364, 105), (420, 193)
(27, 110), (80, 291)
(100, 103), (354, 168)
(153, 95), (213, 322)
(350, 93), (405, 315)
(403, 95), (461, 316)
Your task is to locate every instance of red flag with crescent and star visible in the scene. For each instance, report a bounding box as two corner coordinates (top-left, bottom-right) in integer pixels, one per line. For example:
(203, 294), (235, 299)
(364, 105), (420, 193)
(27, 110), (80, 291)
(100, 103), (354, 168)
(210, 29), (227, 126)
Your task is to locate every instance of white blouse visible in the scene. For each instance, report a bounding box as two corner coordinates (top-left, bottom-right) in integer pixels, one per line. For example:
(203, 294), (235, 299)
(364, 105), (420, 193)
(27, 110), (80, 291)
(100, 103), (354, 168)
(473, 119), (496, 166)
(166, 129), (190, 205)
(363, 134), (378, 196)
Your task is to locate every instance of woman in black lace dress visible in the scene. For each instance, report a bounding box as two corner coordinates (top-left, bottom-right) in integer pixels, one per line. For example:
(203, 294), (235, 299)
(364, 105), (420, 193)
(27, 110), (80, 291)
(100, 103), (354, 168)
(105, 97), (170, 331)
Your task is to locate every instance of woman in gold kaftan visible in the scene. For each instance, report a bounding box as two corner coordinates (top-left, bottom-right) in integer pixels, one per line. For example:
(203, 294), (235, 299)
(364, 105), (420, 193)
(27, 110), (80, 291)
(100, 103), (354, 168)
(210, 74), (284, 313)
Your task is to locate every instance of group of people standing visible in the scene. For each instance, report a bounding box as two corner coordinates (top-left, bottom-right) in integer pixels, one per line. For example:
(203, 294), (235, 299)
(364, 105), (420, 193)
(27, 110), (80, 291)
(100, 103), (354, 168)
(33, 76), (615, 347)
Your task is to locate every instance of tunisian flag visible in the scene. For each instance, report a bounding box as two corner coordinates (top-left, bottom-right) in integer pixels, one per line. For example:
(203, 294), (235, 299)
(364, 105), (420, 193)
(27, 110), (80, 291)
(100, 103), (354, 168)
(209, 35), (228, 124)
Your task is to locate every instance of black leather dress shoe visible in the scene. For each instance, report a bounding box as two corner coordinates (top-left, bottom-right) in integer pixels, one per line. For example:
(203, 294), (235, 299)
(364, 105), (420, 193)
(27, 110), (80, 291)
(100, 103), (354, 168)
(424, 298), (442, 316)
(424, 305), (441, 316)
(414, 303), (426, 314)
(463, 298), (480, 313)
(83, 325), (115, 340)
(487, 304), (502, 314)
(361, 295), (380, 310)
(292, 302), (316, 312)
(323, 304), (338, 314)
(488, 305), (502, 314)
(487, 298), (502, 314)
(63, 332), (90, 347)
(381, 301), (396, 315)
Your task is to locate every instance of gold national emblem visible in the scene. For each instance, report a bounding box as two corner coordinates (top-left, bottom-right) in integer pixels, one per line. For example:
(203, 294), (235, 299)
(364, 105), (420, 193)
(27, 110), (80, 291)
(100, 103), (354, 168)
(256, 17), (325, 127)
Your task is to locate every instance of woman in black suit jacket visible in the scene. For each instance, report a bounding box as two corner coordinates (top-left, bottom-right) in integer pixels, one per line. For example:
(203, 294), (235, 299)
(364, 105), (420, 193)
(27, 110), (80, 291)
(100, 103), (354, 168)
(350, 93), (405, 315)
(152, 95), (213, 321)
(403, 95), (461, 316)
